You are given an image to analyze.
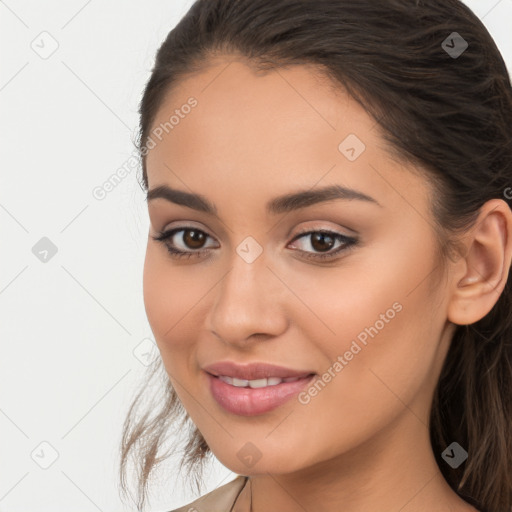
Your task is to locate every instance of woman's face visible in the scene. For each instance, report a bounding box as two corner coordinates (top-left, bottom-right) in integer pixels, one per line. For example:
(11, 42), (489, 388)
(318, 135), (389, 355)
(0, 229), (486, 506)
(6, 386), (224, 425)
(143, 57), (457, 475)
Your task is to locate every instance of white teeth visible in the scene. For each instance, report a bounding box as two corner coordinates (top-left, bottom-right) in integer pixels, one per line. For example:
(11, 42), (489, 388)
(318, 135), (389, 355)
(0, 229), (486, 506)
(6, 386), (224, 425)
(217, 375), (298, 387)
(248, 378), (269, 388)
(218, 375), (233, 385)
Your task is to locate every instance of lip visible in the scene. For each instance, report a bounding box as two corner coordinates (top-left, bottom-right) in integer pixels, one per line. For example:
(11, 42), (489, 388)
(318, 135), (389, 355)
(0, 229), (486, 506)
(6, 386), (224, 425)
(203, 361), (316, 380)
(206, 371), (316, 416)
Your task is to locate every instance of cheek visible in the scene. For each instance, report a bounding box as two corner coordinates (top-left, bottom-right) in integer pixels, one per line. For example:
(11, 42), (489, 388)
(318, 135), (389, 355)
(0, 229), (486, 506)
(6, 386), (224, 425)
(142, 247), (203, 363)
(293, 240), (442, 434)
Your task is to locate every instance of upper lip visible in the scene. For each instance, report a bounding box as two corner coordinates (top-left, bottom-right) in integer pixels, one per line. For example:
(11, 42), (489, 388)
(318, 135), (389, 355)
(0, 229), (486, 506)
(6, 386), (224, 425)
(203, 361), (316, 380)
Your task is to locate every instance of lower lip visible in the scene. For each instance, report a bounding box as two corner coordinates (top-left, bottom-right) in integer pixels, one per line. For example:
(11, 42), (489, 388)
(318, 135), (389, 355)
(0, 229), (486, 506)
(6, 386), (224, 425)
(206, 372), (316, 416)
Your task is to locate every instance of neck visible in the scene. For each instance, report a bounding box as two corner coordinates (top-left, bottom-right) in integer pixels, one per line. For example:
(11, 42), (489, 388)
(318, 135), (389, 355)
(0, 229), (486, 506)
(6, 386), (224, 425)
(244, 411), (477, 512)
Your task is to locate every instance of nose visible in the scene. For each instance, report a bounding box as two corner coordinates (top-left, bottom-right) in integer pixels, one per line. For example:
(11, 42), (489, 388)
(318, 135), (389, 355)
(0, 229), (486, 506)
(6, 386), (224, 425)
(207, 246), (289, 347)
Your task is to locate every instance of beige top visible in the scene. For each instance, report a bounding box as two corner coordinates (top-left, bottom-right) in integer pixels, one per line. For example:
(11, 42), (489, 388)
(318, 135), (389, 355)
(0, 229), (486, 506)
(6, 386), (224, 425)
(168, 475), (251, 512)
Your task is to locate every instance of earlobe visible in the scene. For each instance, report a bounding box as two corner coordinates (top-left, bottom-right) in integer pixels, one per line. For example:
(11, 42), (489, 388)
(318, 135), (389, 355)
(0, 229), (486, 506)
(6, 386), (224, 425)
(447, 199), (512, 326)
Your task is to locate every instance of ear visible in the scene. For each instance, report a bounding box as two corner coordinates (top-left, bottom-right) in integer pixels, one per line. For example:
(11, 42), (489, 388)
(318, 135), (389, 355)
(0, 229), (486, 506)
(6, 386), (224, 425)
(447, 199), (512, 326)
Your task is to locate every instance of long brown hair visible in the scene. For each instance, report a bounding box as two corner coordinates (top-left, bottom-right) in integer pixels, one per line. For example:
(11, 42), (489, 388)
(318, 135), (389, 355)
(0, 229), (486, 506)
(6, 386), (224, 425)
(119, 1), (512, 510)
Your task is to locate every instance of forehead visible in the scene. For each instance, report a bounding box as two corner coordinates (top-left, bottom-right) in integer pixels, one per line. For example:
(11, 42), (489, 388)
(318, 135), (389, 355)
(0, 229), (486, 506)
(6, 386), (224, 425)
(146, 57), (366, 164)
(145, 57), (431, 215)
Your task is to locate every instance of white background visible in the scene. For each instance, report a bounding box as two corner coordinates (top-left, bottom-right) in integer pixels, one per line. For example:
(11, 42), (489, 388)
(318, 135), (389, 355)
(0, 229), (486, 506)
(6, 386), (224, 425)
(1, 1), (511, 511)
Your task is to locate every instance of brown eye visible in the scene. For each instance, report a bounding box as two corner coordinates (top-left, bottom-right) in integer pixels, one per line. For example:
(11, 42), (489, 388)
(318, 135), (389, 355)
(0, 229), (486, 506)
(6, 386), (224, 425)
(152, 226), (358, 262)
(151, 227), (218, 260)
(309, 232), (336, 252)
(288, 229), (358, 261)
(182, 229), (207, 249)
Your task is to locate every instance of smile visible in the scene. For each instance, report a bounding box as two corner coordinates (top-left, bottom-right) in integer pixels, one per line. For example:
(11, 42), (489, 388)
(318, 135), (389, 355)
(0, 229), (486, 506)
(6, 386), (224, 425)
(217, 375), (304, 388)
(206, 372), (316, 416)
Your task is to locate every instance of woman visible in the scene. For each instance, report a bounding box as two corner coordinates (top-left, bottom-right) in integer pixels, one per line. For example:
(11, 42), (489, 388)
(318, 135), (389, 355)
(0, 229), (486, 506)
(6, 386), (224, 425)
(119, 1), (512, 511)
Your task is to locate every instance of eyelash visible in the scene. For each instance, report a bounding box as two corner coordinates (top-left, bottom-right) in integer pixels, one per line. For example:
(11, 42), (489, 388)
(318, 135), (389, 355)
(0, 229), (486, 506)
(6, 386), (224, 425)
(151, 226), (358, 262)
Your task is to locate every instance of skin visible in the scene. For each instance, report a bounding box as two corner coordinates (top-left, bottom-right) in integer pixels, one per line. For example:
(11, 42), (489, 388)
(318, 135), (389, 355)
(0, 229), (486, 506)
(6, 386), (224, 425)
(143, 56), (512, 512)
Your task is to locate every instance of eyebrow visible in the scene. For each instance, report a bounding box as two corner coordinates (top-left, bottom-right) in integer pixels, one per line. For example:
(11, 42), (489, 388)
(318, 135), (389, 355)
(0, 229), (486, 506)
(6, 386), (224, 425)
(146, 183), (382, 216)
